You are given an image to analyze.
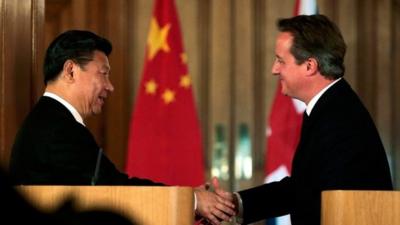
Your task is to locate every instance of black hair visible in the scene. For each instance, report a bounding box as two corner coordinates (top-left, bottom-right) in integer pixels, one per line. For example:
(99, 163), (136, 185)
(43, 30), (112, 85)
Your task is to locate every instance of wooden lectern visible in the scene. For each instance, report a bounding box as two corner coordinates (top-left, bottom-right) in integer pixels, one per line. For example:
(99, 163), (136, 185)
(321, 190), (400, 225)
(17, 186), (194, 225)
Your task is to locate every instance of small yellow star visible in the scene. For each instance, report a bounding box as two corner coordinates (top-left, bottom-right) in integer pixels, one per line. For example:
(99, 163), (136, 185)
(162, 89), (175, 104)
(147, 18), (171, 60)
(145, 79), (157, 95)
(180, 75), (191, 89)
(180, 53), (188, 64)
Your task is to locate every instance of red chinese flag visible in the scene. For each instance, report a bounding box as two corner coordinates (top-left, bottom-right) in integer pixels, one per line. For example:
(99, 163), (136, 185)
(125, 0), (204, 186)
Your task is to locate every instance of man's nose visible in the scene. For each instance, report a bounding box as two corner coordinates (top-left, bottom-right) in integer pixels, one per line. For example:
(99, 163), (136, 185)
(106, 79), (114, 92)
(271, 61), (280, 76)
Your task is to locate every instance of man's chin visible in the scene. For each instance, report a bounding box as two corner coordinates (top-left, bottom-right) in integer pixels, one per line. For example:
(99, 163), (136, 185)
(281, 89), (293, 98)
(91, 107), (103, 115)
(280, 88), (288, 96)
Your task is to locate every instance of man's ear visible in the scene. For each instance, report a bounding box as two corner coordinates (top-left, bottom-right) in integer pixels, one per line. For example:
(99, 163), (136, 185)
(305, 58), (318, 76)
(62, 60), (75, 82)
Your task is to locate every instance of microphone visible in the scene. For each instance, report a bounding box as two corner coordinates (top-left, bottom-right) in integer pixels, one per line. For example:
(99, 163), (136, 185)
(91, 148), (103, 185)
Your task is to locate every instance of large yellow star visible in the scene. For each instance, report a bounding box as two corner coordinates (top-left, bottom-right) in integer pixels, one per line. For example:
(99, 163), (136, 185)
(162, 89), (175, 104)
(180, 75), (191, 89)
(145, 79), (157, 95)
(147, 18), (171, 60)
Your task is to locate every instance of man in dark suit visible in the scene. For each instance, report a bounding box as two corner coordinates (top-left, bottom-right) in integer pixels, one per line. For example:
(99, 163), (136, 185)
(222, 15), (393, 225)
(9, 30), (234, 225)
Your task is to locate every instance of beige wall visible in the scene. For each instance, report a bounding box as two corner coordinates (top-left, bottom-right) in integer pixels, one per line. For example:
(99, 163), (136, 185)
(1, 0), (399, 193)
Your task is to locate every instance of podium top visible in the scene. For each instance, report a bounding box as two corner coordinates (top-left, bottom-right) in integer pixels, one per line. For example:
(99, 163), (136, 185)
(321, 190), (400, 225)
(17, 185), (194, 225)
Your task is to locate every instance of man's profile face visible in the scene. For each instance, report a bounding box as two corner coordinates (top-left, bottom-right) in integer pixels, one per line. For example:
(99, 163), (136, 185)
(73, 50), (114, 117)
(271, 32), (308, 100)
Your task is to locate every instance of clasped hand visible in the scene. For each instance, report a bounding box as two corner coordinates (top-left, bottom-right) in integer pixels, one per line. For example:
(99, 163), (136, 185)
(194, 177), (236, 225)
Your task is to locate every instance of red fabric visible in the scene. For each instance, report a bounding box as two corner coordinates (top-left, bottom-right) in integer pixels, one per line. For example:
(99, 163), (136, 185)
(125, 0), (204, 186)
(265, 83), (303, 175)
(293, 0), (300, 16)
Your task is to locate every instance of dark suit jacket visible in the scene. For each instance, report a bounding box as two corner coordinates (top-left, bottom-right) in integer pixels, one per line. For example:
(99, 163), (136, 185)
(239, 79), (393, 225)
(9, 96), (161, 186)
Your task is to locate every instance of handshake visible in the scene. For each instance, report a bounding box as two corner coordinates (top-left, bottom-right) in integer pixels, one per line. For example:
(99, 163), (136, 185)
(194, 177), (239, 225)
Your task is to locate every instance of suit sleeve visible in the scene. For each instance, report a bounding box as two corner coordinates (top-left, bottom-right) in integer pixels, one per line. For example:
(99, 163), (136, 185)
(48, 123), (164, 186)
(238, 176), (294, 224)
(96, 155), (164, 186)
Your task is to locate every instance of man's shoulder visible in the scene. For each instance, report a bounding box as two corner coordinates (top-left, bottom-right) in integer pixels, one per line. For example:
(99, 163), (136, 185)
(314, 79), (365, 116)
(311, 81), (379, 143)
(33, 96), (70, 114)
(27, 97), (75, 125)
(16, 97), (85, 143)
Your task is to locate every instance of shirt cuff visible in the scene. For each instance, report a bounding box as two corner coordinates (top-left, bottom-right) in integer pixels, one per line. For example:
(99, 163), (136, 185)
(233, 192), (244, 224)
(194, 192), (197, 210)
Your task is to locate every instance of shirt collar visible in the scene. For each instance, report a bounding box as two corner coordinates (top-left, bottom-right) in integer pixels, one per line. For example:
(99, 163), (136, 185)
(306, 78), (342, 116)
(43, 92), (85, 126)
